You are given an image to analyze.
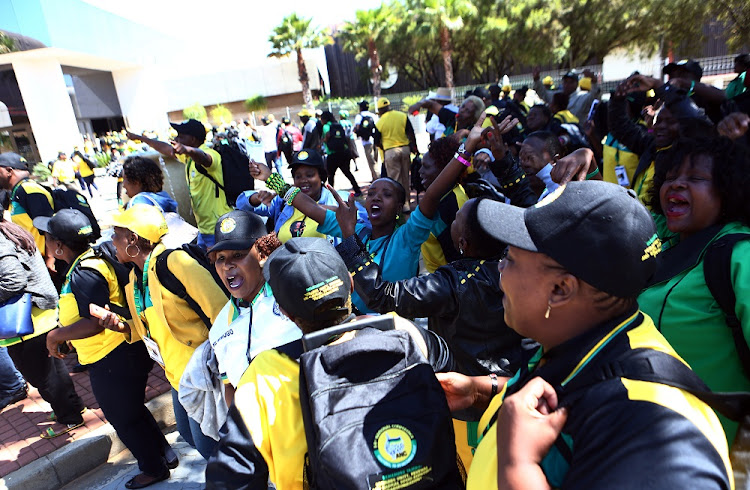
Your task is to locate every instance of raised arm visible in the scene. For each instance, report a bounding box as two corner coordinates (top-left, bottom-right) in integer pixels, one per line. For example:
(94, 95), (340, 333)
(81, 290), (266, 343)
(420, 114), (518, 219)
(126, 130), (175, 158)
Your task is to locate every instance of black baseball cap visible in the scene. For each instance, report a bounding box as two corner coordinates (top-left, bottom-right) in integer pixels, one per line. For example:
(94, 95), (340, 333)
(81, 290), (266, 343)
(170, 119), (207, 142)
(358, 100), (369, 110)
(478, 181), (660, 298)
(288, 148), (325, 170)
(33, 209), (95, 244)
(211, 210), (267, 254)
(664, 59), (703, 80)
(264, 237), (351, 323)
(0, 152), (29, 170)
(562, 71), (579, 81)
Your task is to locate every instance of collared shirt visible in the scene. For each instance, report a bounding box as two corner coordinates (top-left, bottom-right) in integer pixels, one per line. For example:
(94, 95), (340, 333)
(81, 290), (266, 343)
(178, 144), (232, 234)
(209, 283), (301, 387)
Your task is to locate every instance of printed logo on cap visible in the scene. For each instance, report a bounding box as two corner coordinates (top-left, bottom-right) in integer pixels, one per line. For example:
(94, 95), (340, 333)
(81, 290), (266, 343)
(373, 424), (416, 469)
(78, 225), (93, 235)
(219, 217), (237, 234)
(642, 233), (662, 261)
(303, 275), (343, 302)
(298, 151), (309, 161)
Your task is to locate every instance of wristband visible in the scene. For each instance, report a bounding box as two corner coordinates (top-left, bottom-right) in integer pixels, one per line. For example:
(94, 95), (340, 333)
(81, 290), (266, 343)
(454, 152), (471, 167)
(489, 373), (498, 396)
(586, 167), (601, 180)
(284, 186), (301, 205)
(266, 173), (291, 196)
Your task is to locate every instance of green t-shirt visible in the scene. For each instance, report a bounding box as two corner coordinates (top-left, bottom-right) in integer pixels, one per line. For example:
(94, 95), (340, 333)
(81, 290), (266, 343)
(180, 144), (233, 234)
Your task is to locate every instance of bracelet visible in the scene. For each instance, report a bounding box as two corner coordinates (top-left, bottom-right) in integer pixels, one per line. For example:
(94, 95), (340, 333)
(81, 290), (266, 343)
(489, 373), (498, 396)
(266, 173), (291, 196)
(284, 186), (301, 205)
(454, 152), (471, 167)
(586, 166), (601, 180)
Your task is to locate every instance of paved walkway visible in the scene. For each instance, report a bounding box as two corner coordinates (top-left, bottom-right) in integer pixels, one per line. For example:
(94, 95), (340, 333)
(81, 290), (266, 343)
(61, 429), (206, 490)
(0, 353), (171, 479)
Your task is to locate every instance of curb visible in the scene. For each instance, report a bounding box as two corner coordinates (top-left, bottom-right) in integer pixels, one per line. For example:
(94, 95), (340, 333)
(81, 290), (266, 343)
(1, 391), (175, 490)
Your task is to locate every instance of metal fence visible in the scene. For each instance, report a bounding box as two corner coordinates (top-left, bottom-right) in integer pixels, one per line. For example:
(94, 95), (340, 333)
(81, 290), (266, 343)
(378, 54), (740, 111)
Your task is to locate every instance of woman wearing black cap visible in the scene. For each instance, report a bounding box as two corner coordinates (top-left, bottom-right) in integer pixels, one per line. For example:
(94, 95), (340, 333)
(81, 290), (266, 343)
(35, 209), (174, 489)
(434, 181), (732, 489)
(237, 148), (368, 244)
(207, 210), (301, 404)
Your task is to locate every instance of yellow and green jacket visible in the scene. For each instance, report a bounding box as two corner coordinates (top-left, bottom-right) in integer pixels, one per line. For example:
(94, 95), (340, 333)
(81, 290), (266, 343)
(10, 178), (53, 254)
(467, 310), (733, 489)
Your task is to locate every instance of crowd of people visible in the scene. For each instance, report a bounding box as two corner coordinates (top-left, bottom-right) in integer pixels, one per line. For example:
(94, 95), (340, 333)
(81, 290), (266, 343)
(0, 53), (749, 489)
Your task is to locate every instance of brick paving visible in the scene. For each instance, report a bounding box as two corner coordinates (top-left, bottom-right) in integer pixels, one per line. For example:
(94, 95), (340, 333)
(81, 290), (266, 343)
(0, 351), (171, 478)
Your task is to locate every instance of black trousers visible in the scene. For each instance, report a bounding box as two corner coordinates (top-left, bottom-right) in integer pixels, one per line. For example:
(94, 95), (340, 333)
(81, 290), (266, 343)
(88, 341), (169, 476)
(8, 333), (84, 425)
(327, 151), (360, 193)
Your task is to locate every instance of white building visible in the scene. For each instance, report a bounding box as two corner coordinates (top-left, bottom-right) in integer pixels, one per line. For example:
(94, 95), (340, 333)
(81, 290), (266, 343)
(0, 0), (330, 163)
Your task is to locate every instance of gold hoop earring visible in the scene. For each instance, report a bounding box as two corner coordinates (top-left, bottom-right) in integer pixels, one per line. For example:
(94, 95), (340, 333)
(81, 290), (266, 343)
(544, 303), (551, 319)
(126, 243), (140, 258)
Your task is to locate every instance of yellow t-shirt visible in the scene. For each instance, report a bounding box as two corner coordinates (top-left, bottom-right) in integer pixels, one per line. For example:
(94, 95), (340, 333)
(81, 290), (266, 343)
(125, 245), (225, 389)
(58, 251), (126, 365)
(51, 159), (76, 183)
(633, 161), (655, 208)
(276, 207), (326, 243)
(73, 155), (94, 178)
(375, 110), (410, 150)
(179, 144), (233, 234)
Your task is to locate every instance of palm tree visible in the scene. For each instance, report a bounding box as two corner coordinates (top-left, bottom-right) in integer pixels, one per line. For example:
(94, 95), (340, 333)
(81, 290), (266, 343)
(0, 32), (16, 54)
(339, 5), (394, 98)
(408, 0), (477, 89)
(269, 14), (332, 109)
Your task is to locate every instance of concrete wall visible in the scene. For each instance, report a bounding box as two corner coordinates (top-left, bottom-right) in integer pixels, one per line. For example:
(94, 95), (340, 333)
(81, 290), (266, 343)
(12, 58), (81, 161)
(70, 70), (122, 119)
(167, 92), (308, 124)
(112, 67), (169, 133)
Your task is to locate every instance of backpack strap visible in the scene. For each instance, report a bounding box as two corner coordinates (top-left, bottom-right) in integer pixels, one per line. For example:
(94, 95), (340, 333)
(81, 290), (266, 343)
(560, 348), (750, 422)
(274, 338), (304, 361)
(192, 160), (224, 198)
(703, 233), (750, 379)
(154, 249), (212, 328)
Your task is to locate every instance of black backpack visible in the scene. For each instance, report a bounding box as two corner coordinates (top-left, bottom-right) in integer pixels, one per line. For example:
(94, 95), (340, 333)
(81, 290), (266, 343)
(71, 241), (132, 319)
(326, 122), (349, 154)
(154, 243), (229, 328)
(704, 233), (750, 378)
(356, 115), (376, 140)
(48, 187), (101, 241)
(196, 140), (255, 208)
(290, 316), (464, 489)
(279, 128), (293, 149)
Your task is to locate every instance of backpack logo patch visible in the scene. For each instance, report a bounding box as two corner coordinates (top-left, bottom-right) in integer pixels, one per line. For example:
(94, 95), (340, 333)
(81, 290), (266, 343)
(373, 425), (416, 469)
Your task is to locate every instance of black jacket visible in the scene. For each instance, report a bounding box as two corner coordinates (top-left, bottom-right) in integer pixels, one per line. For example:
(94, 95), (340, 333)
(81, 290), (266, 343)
(336, 234), (533, 378)
(607, 95), (656, 188)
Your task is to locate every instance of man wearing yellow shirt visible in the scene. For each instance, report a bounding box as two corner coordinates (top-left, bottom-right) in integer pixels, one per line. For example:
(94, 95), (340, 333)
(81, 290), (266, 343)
(72, 149), (98, 197)
(128, 120), (232, 249)
(51, 152), (78, 190)
(374, 98), (417, 213)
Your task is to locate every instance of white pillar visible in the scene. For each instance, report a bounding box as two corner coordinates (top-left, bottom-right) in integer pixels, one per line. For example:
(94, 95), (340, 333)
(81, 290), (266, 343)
(112, 66), (169, 135)
(12, 59), (82, 163)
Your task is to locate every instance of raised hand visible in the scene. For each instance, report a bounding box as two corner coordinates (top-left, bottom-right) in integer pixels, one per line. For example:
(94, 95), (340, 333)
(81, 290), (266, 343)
(326, 184), (358, 239)
(249, 160), (272, 181)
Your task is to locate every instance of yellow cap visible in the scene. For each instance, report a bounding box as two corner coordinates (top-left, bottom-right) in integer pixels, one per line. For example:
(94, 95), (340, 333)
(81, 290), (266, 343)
(377, 98), (390, 109)
(501, 84), (511, 93)
(579, 77), (592, 91)
(543, 75), (554, 86)
(111, 204), (168, 243)
(298, 108), (314, 117)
